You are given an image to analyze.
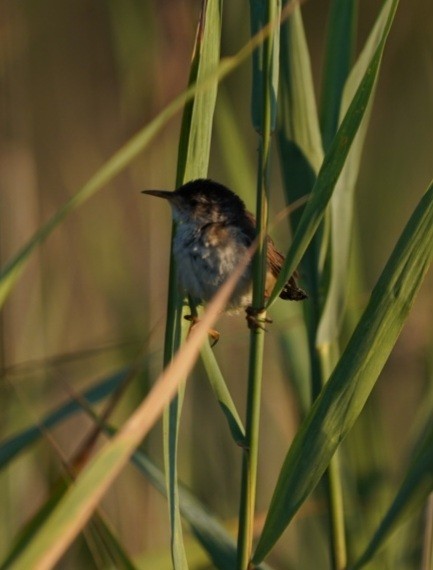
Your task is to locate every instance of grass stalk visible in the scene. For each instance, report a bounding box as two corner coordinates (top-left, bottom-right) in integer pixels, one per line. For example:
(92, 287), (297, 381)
(421, 495), (433, 570)
(321, 348), (348, 569)
(162, 239), (188, 569)
(319, 346), (347, 570)
(237, 1), (279, 567)
(237, 328), (266, 569)
(316, 3), (359, 564)
(326, 451), (347, 569)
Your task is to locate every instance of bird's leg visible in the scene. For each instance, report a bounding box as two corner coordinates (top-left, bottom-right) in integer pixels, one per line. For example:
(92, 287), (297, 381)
(184, 314), (220, 347)
(245, 306), (273, 331)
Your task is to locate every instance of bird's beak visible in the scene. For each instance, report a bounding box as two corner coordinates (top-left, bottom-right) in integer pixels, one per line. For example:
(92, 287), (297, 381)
(141, 189), (174, 200)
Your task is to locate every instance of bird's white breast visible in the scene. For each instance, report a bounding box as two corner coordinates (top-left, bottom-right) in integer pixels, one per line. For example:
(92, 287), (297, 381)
(173, 221), (252, 309)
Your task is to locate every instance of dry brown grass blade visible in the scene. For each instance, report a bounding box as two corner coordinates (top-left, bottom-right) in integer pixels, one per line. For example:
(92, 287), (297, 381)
(12, 243), (255, 570)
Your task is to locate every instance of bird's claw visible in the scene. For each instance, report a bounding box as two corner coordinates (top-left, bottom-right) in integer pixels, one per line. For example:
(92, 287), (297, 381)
(245, 307), (272, 331)
(184, 315), (220, 347)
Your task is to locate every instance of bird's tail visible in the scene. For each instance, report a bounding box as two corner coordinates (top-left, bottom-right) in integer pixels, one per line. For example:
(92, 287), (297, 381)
(279, 275), (308, 301)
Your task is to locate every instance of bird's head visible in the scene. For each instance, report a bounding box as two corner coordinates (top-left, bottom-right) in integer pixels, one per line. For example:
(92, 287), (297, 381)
(142, 179), (247, 225)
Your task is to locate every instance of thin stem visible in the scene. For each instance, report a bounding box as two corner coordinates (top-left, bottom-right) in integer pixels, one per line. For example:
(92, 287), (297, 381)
(421, 494), (433, 570)
(162, 233), (188, 569)
(320, 345), (347, 570)
(326, 453), (347, 570)
(237, 137), (270, 570)
(237, 0), (277, 567)
(237, 328), (266, 569)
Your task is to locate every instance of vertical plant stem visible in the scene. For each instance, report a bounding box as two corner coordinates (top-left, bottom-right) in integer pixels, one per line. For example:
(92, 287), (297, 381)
(162, 242), (189, 569)
(237, 150), (269, 570)
(320, 346), (347, 570)
(237, 159), (269, 570)
(237, 329), (266, 569)
(237, 1), (279, 567)
(326, 453), (347, 569)
(315, 3), (359, 565)
(421, 494), (433, 570)
(162, 1), (222, 566)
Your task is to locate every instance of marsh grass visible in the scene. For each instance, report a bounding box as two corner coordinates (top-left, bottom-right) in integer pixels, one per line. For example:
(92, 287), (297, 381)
(0, 1), (432, 569)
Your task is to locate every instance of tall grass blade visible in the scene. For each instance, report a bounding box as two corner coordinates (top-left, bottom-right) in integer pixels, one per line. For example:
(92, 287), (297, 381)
(315, 7), (385, 565)
(253, 180), (433, 562)
(0, 0), (290, 311)
(278, 3), (323, 177)
(237, 1), (281, 568)
(176, 0), (222, 184)
(163, 1), (223, 568)
(317, 0), (393, 347)
(0, 369), (127, 469)
(163, 326), (188, 570)
(277, 2), (323, 400)
(320, 0), (357, 152)
(351, 416), (433, 570)
(249, 0), (281, 132)
(132, 451), (273, 570)
(200, 339), (246, 445)
(9, 252), (252, 570)
(0, 480), (139, 570)
(267, 0), (400, 308)
(214, 88), (256, 197)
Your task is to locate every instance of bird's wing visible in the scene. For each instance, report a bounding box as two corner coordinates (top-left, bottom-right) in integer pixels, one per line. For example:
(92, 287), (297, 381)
(244, 210), (307, 299)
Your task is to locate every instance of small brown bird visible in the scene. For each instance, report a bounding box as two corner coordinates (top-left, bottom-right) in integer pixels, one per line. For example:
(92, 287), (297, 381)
(142, 179), (307, 327)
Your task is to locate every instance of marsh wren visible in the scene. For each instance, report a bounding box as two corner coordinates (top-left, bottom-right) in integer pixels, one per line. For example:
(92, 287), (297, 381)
(142, 179), (307, 327)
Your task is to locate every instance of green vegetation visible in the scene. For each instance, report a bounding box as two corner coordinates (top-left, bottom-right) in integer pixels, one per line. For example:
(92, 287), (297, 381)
(1, 1), (432, 569)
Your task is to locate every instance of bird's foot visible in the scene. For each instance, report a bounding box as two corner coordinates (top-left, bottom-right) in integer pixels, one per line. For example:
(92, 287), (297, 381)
(245, 307), (273, 331)
(184, 315), (220, 347)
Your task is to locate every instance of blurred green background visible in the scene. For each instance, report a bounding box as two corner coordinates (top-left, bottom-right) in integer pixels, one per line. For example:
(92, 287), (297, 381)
(1, 1), (432, 568)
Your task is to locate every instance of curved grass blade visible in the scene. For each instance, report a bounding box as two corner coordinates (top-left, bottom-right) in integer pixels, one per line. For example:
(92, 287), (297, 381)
(351, 416), (433, 570)
(277, 0), (323, 279)
(0, 479), (139, 570)
(8, 228), (254, 570)
(320, 0), (357, 152)
(60, 393), (254, 570)
(177, 0), (223, 184)
(200, 340), (246, 445)
(0, 483), (67, 570)
(214, 88), (256, 199)
(132, 450), (273, 570)
(249, 0), (281, 132)
(0, 92), (186, 309)
(163, 318), (188, 570)
(277, 2), (324, 400)
(267, 0), (400, 308)
(0, 369), (127, 470)
(315, 0), (357, 362)
(164, 1), (223, 567)
(278, 2), (323, 177)
(134, 449), (238, 570)
(253, 180), (433, 562)
(0, 0), (295, 311)
(315, 8), (379, 564)
(317, 0), (394, 348)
